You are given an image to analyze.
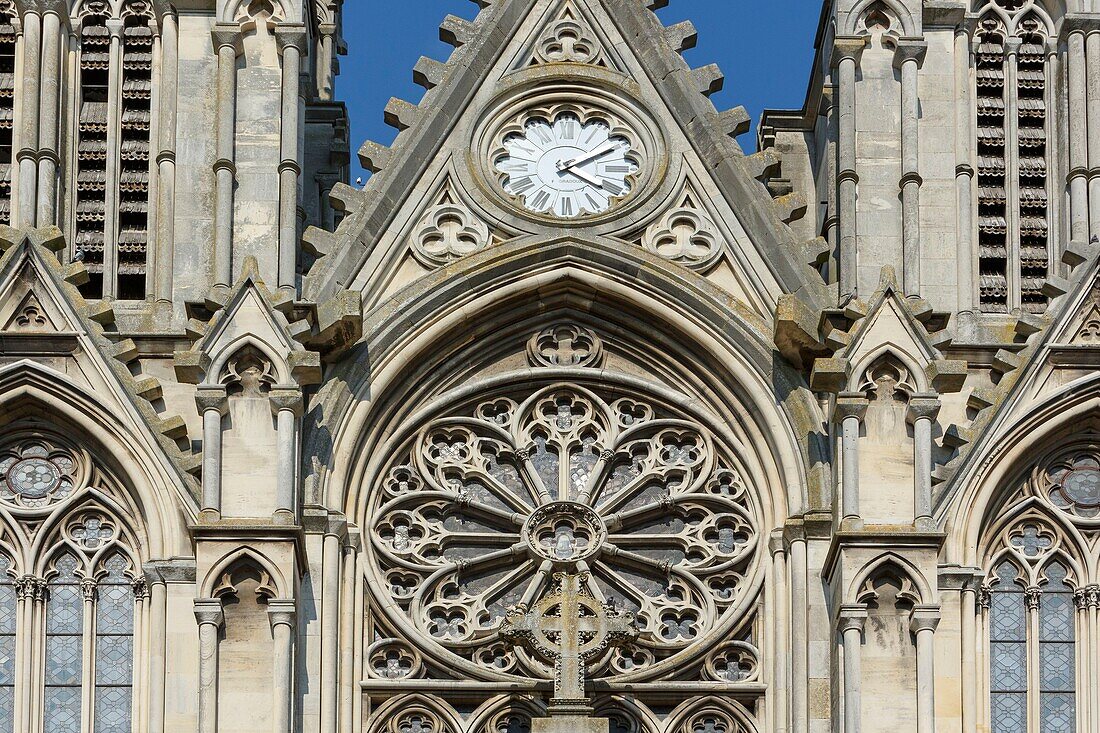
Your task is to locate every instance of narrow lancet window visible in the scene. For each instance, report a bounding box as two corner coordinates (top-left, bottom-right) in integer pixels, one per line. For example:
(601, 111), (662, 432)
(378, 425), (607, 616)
(75, 14), (111, 299)
(0, 558), (14, 732)
(93, 554), (134, 733)
(117, 13), (153, 300)
(44, 555), (84, 733)
(0, 7), (15, 226)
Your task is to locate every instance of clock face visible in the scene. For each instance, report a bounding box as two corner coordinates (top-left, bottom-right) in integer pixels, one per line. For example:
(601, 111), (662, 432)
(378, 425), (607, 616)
(495, 113), (639, 218)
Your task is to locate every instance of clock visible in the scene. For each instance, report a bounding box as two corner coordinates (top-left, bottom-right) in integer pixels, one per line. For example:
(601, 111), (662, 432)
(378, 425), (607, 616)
(494, 112), (640, 218)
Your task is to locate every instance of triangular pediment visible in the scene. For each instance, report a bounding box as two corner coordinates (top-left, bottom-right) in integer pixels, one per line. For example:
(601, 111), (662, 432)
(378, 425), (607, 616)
(0, 226), (201, 498)
(302, 0), (828, 323)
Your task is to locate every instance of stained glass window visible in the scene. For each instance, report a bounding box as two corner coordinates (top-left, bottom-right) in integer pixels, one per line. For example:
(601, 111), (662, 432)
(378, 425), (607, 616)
(0, 557), (15, 733)
(990, 561), (1026, 733)
(1039, 563), (1075, 733)
(45, 554), (84, 733)
(93, 553), (134, 733)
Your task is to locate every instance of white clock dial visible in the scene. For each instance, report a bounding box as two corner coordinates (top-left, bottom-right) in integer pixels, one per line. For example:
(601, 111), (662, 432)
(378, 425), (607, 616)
(495, 113), (639, 218)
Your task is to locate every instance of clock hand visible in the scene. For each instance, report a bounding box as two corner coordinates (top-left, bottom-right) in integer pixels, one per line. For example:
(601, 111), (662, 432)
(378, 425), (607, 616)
(555, 139), (623, 171)
(561, 166), (604, 187)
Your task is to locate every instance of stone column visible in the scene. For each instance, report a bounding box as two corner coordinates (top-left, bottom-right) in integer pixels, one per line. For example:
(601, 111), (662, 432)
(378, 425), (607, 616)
(80, 578), (97, 726)
(1087, 27), (1100, 239)
(102, 18), (124, 298)
(789, 535), (808, 733)
(269, 388), (302, 519)
(839, 605), (867, 733)
(317, 23), (336, 100)
(275, 27), (306, 294)
(145, 566), (168, 733)
(835, 393), (868, 527)
(955, 21), (975, 311)
(14, 576), (43, 732)
(961, 579), (978, 733)
(1068, 27), (1089, 243)
(894, 40), (927, 296)
(196, 387), (228, 518)
(910, 606), (941, 733)
(211, 25), (239, 288)
(16, 8), (41, 228)
(338, 534), (359, 731)
(833, 37), (866, 300)
(907, 396), (940, 529)
(1003, 38), (1023, 310)
(771, 535), (789, 733)
(155, 11), (179, 303)
(36, 7), (63, 225)
(316, 172), (340, 232)
(320, 528), (343, 733)
(268, 599), (296, 733)
(194, 599), (224, 733)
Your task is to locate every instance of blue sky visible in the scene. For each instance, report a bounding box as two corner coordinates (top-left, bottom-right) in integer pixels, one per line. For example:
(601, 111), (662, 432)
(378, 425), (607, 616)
(339, 1), (823, 181)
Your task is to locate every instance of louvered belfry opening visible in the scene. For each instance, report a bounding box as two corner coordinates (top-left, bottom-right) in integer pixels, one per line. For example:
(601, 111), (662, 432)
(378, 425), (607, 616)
(75, 14), (111, 299)
(975, 10), (1051, 315)
(118, 14), (153, 300)
(976, 18), (1010, 313)
(1016, 18), (1049, 314)
(0, 8), (17, 226)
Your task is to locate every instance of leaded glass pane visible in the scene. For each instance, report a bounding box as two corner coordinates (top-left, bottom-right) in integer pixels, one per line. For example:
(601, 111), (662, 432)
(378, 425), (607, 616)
(1040, 642), (1074, 691)
(45, 554), (83, 733)
(0, 557), (13, 733)
(991, 693), (1027, 733)
(94, 552), (133, 733)
(1040, 692), (1075, 733)
(93, 686), (131, 733)
(991, 641), (1027, 691)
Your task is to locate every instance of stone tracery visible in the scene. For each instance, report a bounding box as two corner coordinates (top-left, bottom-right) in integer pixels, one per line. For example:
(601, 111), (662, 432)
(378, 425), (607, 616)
(366, 379), (762, 682)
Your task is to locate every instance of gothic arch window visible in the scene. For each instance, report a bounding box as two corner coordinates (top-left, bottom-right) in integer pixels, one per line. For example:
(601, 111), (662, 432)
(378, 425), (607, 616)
(0, 2), (16, 225)
(358, 322), (773, 731)
(73, 1), (157, 301)
(977, 435), (1100, 733)
(0, 426), (147, 733)
(974, 1), (1052, 313)
(0, 557), (14, 731)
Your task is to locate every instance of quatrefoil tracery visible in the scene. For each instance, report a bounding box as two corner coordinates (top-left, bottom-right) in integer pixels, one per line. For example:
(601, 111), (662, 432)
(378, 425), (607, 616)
(367, 383), (761, 681)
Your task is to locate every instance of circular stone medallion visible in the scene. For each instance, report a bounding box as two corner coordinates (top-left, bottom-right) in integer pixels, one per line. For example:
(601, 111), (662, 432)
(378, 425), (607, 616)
(522, 501), (607, 563)
(7, 457), (61, 498)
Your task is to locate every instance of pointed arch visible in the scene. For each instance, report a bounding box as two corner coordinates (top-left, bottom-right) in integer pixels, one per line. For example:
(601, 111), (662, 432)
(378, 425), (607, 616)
(200, 545), (291, 599)
(846, 552), (935, 605)
(364, 693), (464, 733)
(664, 696), (759, 733)
(843, 0), (917, 37)
(0, 360), (193, 558)
(847, 345), (929, 395)
(206, 333), (291, 387)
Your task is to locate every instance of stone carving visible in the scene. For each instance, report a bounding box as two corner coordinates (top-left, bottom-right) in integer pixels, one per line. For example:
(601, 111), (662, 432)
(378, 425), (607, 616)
(703, 641), (759, 683)
(67, 514), (116, 551)
(410, 201), (492, 268)
(641, 206), (723, 272)
(526, 324), (604, 368)
(0, 435), (85, 509)
(366, 382), (761, 682)
(501, 572), (636, 710)
(532, 11), (605, 66)
(6, 295), (51, 332)
(366, 638), (423, 679)
(1027, 440), (1100, 523)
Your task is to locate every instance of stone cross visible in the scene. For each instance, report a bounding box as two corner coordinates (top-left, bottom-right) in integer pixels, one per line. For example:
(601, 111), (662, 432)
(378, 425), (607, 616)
(500, 572), (636, 713)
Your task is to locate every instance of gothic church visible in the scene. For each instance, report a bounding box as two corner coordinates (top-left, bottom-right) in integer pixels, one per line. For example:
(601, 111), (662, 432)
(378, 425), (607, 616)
(0, 0), (1096, 732)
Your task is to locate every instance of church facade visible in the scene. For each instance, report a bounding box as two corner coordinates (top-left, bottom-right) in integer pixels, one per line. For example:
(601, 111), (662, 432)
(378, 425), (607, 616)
(0, 0), (1098, 732)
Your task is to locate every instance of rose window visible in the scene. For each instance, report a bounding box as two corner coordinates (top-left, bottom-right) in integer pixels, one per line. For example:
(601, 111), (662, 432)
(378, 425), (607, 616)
(367, 383), (761, 679)
(1038, 450), (1100, 519)
(0, 437), (83, 508)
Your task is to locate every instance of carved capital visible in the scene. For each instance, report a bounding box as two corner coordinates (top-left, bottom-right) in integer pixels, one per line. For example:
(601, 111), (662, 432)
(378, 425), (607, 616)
(837, 604), (868, 635)
(132, 577), (149, 601)
(15, 575), (43, 601)
(893, 39), (928, 70)
(909, 605), (941, 634)
(269, 388), (304, 417)
(267, 599), (297, 630)
(275, 24), (308, 55)
(80, 578), (97, 601)
(210, 23), (241, 54)
(834, 393), (869, 422)
(907, 396), (942, 424)
(1024, 586), (1042, 611)
(831, 36), (867, 68)
(194, 598), (225, 628)
(195, 386), (229, 415)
